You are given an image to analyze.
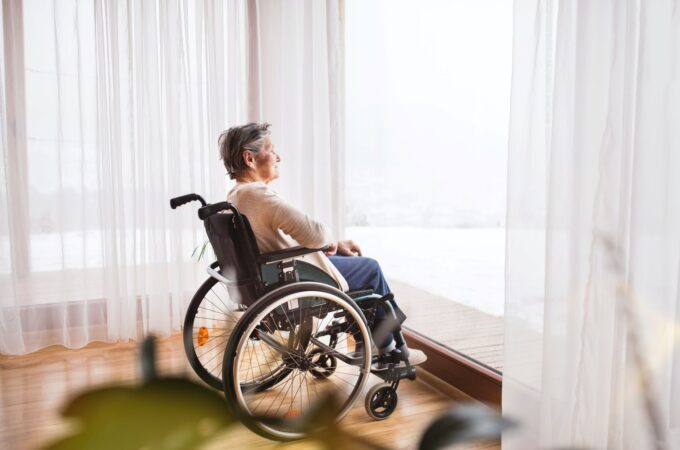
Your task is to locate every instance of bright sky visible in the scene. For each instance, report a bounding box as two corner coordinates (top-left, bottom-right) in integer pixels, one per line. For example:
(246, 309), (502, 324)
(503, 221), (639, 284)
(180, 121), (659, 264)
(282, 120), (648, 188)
(345, 0), (512, 228)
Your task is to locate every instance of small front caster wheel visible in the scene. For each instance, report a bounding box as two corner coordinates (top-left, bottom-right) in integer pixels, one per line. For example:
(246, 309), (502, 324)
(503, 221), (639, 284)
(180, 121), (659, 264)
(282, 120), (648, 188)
(309, 348), (337, 379)
(365, 384), (398, 420)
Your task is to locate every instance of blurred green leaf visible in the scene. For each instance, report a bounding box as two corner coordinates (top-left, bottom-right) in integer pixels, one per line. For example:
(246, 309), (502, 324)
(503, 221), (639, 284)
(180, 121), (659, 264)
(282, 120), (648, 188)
(140, 336), (157, 382)
(44, 377), (234, 450)
(192, 240), (212, 262)
(254, 393), (365, 450)
(418, 404), (515, 450)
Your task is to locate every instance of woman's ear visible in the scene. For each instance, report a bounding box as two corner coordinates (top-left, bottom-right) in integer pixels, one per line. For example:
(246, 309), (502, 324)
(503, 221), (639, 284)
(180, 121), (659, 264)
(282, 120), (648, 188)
(243, 151), (255, 169)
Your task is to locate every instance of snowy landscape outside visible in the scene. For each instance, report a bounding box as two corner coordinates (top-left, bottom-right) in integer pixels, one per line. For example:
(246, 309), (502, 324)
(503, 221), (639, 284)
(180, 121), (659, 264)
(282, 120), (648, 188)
(345, 0), (512, 324)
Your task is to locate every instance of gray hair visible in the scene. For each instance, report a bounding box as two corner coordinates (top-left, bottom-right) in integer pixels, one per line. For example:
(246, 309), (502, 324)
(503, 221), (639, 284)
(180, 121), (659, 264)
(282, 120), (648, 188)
(218, 123), (271, 179)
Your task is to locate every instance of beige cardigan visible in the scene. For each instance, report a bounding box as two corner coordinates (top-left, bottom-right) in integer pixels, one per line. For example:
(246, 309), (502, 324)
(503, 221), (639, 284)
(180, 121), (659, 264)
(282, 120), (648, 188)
(227, 181), (349, 291)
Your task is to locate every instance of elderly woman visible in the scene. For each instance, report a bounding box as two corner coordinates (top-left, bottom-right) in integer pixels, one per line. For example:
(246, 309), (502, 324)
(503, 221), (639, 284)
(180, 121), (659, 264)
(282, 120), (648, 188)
(218, 122), (425, 367)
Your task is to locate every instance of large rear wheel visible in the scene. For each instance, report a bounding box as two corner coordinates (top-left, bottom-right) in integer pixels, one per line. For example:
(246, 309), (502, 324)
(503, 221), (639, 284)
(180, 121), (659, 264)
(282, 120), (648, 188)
(183, 276), (242, 389)
(223, 282), (372, 441)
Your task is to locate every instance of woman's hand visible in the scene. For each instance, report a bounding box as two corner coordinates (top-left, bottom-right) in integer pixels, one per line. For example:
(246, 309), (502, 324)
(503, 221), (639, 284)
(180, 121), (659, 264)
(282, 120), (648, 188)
(324, 240), (362, 257)
(324, 242), (338, 256)
(337, 239), (362, 257)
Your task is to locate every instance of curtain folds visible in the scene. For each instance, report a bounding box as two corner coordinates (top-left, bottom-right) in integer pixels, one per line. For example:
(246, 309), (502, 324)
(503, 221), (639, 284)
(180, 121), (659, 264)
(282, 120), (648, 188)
(251, 0), (345, 237)
(0, 0), (344, 355)
(504, 0), (680, 448)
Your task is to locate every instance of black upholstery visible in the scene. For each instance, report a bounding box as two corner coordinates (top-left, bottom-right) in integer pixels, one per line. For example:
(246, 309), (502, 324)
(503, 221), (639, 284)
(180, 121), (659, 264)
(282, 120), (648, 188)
(203, 212), (262, 306)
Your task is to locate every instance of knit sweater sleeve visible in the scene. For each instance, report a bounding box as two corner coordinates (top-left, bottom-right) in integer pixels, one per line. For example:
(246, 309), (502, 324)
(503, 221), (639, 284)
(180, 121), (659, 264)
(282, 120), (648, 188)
(261, 187), (331, 248)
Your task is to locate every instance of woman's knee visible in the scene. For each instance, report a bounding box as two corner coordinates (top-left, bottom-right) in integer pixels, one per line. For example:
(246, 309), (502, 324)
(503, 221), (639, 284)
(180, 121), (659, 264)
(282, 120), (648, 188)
(360, 257), (388, 289)
(359, 256), (381, 274)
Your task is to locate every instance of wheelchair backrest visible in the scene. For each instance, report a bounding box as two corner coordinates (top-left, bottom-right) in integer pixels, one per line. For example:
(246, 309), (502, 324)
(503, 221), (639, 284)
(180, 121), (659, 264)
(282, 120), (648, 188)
(203, 211), (262, 306)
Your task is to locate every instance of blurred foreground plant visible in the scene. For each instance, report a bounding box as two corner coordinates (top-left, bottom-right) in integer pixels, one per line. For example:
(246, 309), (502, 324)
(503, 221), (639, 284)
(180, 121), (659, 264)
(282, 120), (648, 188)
(45, 337), (512, 450)
(419, 404), (514, 450)
(44, 337), (232, 450)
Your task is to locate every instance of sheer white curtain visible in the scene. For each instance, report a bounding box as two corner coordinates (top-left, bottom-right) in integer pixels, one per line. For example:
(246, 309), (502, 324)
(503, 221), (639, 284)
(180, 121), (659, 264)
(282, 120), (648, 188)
(504, 0), (680, 448)
(0, 0), (344, 355)
(246, 0), (345, 238)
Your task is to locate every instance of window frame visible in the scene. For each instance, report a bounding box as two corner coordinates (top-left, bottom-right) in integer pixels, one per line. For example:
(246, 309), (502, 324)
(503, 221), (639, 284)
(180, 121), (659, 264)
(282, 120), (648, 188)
(405, 329), (501, 406)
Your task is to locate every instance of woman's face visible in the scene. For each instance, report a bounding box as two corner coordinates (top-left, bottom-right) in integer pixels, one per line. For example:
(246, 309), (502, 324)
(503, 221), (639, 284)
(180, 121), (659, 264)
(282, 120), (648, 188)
(250, 136), (280, 183)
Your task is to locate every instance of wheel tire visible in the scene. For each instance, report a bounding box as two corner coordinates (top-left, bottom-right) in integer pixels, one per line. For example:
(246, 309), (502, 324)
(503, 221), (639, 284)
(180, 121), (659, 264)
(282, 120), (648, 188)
(365, 384), (398, 420)
(183, 276), (236, 390)
(223, 282), (372, 441)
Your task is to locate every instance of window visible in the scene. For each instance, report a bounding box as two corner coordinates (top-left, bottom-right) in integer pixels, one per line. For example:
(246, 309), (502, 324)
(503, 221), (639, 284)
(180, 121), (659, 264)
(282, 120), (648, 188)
(345, 0), (511, 373)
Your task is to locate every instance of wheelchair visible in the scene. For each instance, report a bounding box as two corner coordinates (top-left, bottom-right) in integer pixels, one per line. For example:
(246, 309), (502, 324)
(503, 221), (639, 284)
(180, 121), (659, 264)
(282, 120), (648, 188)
(170, 193), (418, 440)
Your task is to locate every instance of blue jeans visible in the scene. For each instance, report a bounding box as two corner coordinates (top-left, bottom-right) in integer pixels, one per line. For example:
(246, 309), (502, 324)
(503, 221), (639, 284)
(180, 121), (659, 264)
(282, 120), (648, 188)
(328, 255), (394, 348)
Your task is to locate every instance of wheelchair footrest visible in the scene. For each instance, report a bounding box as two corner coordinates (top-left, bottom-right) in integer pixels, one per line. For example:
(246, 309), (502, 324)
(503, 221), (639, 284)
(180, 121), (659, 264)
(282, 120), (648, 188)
(372, 365), (417, 382)
(371, 350), (417, 381)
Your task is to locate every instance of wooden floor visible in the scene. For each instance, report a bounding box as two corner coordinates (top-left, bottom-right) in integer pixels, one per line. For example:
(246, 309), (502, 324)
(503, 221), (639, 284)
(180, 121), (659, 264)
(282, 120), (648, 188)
(392, 280), (504, 372)
(0, 335), (500, 450)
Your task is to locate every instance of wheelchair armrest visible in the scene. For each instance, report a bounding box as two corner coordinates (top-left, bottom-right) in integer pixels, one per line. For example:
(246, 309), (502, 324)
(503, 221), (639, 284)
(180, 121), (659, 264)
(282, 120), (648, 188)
(347, 289), (375, 298)
(258, 245), (329, 264)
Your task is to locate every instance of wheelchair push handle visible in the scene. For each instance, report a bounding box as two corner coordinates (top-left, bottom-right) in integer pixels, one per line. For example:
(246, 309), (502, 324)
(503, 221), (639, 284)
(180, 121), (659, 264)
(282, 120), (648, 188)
(170, 193), (207, 209)
(169, 193), (239, 220)
(197, 201), (236, 220)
